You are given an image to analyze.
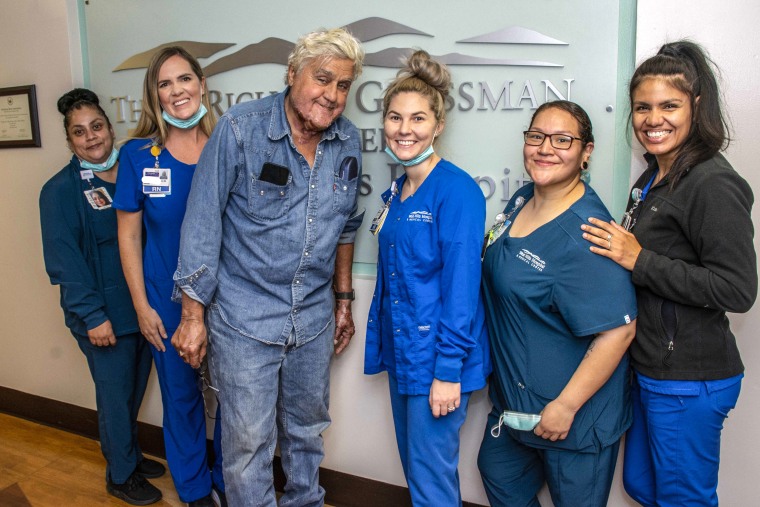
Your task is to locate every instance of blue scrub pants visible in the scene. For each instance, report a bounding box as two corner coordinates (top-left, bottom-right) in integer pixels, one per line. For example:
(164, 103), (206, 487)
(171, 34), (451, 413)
(478, 409), (619, 507)
(623, 372), (742, 507)
(152, 330), (224, 503)
(74, 331), (152, 484)
(388, 376), (471, 507)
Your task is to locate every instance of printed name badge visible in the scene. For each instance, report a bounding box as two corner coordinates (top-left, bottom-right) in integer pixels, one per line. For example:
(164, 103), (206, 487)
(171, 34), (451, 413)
(142, 168), (171, 197)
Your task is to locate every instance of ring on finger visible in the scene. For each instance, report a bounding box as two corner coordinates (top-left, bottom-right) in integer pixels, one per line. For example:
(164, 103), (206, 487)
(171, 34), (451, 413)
(447, 406), (456, 412)
(606, 233), (613, 249)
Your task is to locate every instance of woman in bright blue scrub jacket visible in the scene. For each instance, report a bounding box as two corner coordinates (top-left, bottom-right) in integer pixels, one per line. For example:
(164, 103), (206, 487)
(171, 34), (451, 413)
(40, 88), (164, 506)
(364, 50), (491, 506)
(113, 47), (224, 507)
(582, 40), (757, 507)
(478, 101), (637, 507)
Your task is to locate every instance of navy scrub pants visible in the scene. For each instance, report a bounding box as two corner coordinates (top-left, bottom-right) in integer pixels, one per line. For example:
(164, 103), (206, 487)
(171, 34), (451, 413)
(478, 409), (619, 507)
(74, 331), (152, 484)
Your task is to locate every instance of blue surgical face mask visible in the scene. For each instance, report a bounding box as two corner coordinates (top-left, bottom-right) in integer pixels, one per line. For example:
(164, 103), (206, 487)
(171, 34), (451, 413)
(490, 410), (542, 437)
(384, 130), (438, 167)
(384, 144), (435, 167)
(162, 103), (207, 129)
(79, 147), (119, 173)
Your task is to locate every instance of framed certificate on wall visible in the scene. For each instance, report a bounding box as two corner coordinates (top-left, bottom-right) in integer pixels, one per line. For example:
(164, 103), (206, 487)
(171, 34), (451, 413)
(0, 85), (41, 148)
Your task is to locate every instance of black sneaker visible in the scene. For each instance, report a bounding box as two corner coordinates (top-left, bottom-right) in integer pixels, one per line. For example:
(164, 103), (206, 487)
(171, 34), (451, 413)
(107, 472), (162, 505)
(135, 457), (166, 478)
(188, 494), (215, 507)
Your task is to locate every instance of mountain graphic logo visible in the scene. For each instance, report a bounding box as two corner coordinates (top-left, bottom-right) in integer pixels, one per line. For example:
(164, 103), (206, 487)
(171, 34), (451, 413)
(113, 17), (567, 76)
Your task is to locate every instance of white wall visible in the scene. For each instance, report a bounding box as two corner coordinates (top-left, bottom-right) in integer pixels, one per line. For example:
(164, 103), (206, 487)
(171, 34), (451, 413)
(0, 0), (166, 431)
(1, 1), (758, 506)
(633, 2), (760, 506)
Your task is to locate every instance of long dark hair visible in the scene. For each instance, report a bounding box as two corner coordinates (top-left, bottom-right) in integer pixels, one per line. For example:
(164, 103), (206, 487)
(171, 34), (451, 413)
(629, 40), (729, 189)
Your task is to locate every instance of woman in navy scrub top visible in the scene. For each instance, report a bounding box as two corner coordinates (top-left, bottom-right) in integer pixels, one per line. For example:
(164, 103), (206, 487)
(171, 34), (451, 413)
(113, 47), (224, 507)
(40, 88), (164, 505)
(364, 50), (491, 506)
(478, 101), (638, 507)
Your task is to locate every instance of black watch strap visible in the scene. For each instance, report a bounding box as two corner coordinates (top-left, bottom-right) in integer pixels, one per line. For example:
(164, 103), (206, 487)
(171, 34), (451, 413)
(334, 290), (355, 301)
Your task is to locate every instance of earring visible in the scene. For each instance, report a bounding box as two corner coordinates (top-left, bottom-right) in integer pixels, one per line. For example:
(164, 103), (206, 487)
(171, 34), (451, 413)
(582, 161), (588, 170)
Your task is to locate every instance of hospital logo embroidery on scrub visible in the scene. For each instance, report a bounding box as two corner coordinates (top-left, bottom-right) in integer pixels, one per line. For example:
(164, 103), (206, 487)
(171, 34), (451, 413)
(517, 249), (546, 272)
(407, 211), (433, 223)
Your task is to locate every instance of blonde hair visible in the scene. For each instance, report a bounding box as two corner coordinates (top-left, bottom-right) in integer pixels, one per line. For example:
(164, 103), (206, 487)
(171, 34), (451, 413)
(285, 28), (365, 83)
(132, 46), (216, 144)
(382, 49), (451, 126)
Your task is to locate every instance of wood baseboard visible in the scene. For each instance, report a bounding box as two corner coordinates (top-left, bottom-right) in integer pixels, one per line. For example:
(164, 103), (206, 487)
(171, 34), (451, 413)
(0, 386), (485, 507)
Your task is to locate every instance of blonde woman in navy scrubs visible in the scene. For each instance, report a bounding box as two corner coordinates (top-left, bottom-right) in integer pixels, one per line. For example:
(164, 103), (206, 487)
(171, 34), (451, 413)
(365, 50), (491, 506)
(113, 47), (224, 507)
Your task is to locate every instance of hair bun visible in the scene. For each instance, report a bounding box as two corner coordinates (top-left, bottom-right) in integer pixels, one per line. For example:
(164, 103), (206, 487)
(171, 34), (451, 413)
(401, 49), (451, 100)
(57, 88), (100, 116)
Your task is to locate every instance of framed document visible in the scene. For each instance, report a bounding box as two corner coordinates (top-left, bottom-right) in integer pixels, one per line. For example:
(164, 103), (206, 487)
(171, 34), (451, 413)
(0, 85), (41, 148)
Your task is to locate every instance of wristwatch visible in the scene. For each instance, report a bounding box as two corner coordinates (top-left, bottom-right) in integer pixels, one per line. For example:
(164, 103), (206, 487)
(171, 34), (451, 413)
(334, 289), (355, 301)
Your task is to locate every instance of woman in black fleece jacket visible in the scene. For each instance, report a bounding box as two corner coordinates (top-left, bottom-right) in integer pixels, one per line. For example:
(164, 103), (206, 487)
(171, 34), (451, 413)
(581, 40), (757, 506)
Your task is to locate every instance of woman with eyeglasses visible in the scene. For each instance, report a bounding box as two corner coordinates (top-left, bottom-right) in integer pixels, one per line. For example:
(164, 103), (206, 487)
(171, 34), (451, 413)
(582, 40), (756, 506)
(113, 47), (225, 507)
(478, 100), (637, 507)
(40, 88), (164, 505)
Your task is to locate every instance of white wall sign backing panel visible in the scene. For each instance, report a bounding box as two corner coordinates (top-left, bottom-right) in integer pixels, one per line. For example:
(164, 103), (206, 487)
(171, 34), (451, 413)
(83, 1), (626, 266)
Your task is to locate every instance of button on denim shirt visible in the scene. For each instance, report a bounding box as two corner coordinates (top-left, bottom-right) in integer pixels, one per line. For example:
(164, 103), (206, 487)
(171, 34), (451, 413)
(174, 89), (364, 346)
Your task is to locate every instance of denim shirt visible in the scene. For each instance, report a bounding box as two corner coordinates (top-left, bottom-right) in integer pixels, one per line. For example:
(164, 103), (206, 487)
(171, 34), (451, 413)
(174, 89), (364, 346)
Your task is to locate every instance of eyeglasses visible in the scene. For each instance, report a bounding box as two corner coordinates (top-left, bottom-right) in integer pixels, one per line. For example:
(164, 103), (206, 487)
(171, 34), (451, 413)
(197, 360), (219, 420)
(523, 130), (583, 150)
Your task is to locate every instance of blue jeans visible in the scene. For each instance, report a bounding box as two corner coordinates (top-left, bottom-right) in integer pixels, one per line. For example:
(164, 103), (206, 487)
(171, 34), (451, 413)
(478, 409), (620, 507)
(75, 331), (152, 484)
(207, 303), (334, 507)
(623, 372), (742, 507)
(389, 376), (471, 507)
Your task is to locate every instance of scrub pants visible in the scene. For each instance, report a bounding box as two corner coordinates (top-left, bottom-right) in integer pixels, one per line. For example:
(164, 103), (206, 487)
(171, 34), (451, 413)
(478, 409), (619, 507)
(152, 329), (225, 503)
(74, 331), (152, 484)
(388, 376), (471, 507)
(623, 372), (742, 507)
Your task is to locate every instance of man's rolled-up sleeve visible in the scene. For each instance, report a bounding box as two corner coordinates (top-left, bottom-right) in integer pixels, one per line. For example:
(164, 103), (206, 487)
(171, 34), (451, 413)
(173, 116), (240, 305)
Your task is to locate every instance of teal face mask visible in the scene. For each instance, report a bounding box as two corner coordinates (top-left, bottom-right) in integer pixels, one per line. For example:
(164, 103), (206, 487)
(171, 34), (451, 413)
(80, 147), (119, 173)
(384, 144), (435, 167)
(490, 410), (542, 437)
(162, 103), (208, 129)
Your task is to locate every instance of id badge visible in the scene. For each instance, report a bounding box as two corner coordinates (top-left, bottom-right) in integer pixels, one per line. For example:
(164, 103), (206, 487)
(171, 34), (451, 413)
(85, 187), (113, 210)
(370, 205), (389, 236)
(481, 213), (509, 260)
(142, 167), (171, 197)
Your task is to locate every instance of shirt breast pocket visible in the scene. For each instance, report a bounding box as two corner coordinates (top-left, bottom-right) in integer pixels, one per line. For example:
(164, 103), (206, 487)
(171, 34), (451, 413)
(248, 177), (291, 220)
(332, 175), (358, 215)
